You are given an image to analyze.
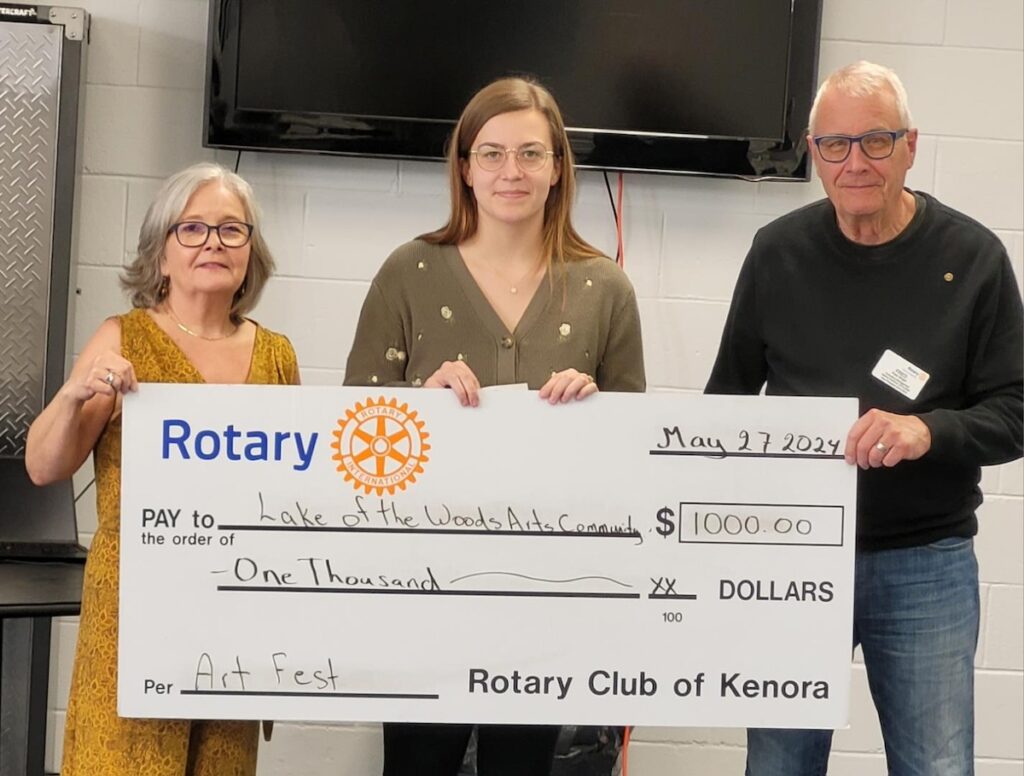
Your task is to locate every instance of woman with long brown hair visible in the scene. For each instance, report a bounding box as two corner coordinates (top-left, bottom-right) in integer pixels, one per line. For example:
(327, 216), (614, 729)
(345, 76), (645, 776)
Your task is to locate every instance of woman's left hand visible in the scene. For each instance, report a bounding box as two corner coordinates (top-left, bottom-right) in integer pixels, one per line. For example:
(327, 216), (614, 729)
(538, 369), (598, 404)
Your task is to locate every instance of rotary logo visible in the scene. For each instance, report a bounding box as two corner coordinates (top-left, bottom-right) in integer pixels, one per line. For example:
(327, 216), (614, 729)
(330, 397), (430, 495)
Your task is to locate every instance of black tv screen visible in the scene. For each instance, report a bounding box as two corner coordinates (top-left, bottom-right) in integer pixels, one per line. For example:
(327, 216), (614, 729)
(206, 0), (823, 180)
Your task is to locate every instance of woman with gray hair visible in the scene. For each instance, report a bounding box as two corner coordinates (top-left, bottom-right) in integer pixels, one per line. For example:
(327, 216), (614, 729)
(26, 162), (298, 775)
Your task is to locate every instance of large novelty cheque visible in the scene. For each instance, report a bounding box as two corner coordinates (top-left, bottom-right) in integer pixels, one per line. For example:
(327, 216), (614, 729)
(119, 385), (857, 728)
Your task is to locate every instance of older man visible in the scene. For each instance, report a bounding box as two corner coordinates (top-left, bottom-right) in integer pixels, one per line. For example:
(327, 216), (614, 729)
(706, 61), (1023, 775)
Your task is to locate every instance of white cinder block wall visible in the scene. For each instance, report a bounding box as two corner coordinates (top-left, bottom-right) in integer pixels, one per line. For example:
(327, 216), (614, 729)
(45, 0), (1023, 773)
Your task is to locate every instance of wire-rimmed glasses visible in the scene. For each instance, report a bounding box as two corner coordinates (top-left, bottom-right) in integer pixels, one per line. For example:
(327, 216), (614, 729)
(469, 142), (556, 172)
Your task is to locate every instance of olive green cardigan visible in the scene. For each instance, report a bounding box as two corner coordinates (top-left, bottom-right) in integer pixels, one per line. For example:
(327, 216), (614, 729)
(344, 240), (646, 392)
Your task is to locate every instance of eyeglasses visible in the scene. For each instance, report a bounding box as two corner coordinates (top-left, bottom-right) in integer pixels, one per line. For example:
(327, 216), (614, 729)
(469, 143), (555, 172)
(168, 221), (254, 248)
(812, 129), (909, 163)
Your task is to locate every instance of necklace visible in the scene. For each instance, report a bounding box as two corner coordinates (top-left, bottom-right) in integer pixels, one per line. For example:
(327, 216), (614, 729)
(474, 256), (543, 295)
(509, 260), (544, 295)
(165, 303), (238, 341)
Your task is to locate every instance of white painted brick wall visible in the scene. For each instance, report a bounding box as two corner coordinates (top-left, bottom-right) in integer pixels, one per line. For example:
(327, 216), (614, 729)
(42, 0), (1023, 773)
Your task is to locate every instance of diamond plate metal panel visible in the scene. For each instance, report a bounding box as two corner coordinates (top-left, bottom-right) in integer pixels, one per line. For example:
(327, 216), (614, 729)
(0, 23), (61, 457)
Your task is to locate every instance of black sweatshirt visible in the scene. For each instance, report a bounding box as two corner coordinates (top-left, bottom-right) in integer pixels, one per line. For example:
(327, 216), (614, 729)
(706, 192), (1023, 550)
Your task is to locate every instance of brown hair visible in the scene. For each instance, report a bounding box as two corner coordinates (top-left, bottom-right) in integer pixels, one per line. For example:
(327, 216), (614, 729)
(421, 76), (602, 267)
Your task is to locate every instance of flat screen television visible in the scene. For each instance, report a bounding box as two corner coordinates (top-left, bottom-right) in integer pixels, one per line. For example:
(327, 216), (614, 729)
(205, 0), (823, 180)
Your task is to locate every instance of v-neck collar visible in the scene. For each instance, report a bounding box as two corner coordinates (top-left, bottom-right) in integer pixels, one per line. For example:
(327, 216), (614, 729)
(443, 244), (550, 339)
(138, 308), (259, 384)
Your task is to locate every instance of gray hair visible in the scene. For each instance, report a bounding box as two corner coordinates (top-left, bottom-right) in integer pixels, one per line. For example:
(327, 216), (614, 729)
(120, 162), (275, 322)
(808, 61), (914, 134)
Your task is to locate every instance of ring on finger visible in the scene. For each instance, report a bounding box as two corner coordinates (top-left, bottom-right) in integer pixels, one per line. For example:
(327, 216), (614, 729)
(104, 371), (115, 386)
(875, 441), (887, 453)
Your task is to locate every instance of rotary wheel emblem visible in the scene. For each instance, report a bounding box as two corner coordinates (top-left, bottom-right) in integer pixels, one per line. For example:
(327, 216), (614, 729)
(331, 397), (430, 495)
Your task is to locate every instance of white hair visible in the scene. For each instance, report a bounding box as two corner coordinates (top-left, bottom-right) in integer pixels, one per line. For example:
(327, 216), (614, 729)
(120, 162), (275, 321)
(808, 61), (913, 134)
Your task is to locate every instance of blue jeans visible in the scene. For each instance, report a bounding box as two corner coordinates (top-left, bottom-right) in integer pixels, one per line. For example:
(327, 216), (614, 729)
(746, 537), (979, 776)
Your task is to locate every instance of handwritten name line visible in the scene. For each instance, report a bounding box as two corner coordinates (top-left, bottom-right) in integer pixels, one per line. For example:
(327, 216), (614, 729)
(219, 525), (641, 538)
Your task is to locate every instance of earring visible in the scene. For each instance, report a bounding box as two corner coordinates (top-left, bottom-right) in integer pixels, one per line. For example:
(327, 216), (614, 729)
(158, 276), (169, 299)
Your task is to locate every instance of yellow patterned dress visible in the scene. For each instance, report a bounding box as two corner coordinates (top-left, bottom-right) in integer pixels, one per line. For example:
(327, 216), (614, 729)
(61, 308), (298, 776)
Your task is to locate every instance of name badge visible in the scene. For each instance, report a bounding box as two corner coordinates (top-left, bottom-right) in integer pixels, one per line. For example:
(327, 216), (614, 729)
(871, 349), (930, 400)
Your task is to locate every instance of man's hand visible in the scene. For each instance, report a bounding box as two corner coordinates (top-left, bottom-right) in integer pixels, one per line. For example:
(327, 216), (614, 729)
(845, 409), (932, 469)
